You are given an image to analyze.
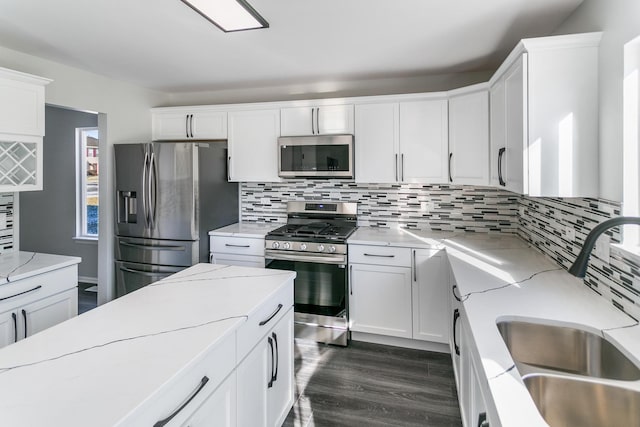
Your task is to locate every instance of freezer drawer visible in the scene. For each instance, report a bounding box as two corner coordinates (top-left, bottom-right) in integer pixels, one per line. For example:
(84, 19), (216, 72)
(115, 236), (198, 267)
(115, 261), (185, 297)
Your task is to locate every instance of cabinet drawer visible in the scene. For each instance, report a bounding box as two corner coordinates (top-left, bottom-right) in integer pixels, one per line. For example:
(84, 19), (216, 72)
(0, 265), (77, 311)
(349, 245), (411, 267)
(236, 281), (294, 362)
(118, 331), (236, 427)
(210, 236), (264, 257)
(210, 253), (265, 269)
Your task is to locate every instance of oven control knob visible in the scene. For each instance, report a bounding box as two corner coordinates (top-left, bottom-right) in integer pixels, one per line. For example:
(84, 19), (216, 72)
(317, 244), (325, 252)
(329, 245), (337, 253)
(283, 242), (291, 250)
(300, 243), (307, 250)
(271, 242), (280, 249)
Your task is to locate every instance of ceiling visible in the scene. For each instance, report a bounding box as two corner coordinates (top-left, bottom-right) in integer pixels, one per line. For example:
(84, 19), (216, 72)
(0, 0), (584, 94)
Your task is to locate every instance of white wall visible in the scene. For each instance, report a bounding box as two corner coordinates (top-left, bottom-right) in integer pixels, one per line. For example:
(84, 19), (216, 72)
(554, 0), (640, 202)
(165, 71), (493, 106)
(0, 45), (169, 304)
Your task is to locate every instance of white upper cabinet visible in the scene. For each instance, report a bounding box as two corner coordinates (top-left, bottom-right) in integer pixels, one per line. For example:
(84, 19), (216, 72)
(355, 102), (399, 183)
(280, 104), (353, 136)
(489, 32), (601, 197)
(448, 88), (490, 186)
(152, 108), (227, 141)
(0, 67), (50, 192)
(399, 99), (449, 183)
(228, 109), (281, 182)
(0, 67), (49, 137)
(355, 98), (448, 184)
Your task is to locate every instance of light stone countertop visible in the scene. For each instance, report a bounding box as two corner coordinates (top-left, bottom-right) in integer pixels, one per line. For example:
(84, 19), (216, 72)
(0, 251), (80, 285)
(0, 263), (295, 427)
(208, 222), (284, 238)
(349, 227), (640, 427)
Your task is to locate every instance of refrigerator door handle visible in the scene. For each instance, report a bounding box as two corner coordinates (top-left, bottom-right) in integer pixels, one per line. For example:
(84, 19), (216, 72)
(119, 241), (186, 251)
(148, 150), (157, 229)
(142, 148), (150, 229)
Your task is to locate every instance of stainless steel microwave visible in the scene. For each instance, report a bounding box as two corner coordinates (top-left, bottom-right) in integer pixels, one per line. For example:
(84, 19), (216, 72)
(278, 134), (354, 178)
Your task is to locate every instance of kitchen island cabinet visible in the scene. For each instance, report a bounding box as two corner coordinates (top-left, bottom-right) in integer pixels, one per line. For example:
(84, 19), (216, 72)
(0, 263), (295, 427)
(0, 252), (80, 349)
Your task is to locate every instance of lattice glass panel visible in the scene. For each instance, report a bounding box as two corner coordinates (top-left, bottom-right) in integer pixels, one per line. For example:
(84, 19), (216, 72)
(0, 140), (37, 186)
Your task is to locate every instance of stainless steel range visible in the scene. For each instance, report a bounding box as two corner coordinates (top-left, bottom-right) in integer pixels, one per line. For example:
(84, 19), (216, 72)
(265, 201), (357, 346)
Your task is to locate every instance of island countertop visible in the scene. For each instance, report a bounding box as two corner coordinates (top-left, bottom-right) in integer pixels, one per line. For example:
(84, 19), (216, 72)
(0, 263), (295, 426)
(0, 251), (80, 285)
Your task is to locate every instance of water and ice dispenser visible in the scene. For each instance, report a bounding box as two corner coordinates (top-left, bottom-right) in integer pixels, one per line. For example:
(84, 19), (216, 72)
(117, 190), (137, 223)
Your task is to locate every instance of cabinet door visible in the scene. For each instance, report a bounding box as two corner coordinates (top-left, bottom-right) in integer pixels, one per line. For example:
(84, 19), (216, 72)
(268, 309), (294, 427)
(228, 109), (280, 182)
(0, 309), (17, 349)
(237, 335), (270, 427)
(191, 110), (227, 140)
(350, 263), (412, 338)
(354, 103), (399, 183)
(489, 80), (506, 188)
(152, 111), (191, 140)
(412, 249), (448, 343)
(21, 289), (77, 339)
(399, 99), (449, 183)
(0, 135), (43, 192)
(448, 91), (489, 185)
(181, 372), (237, 427)
(0, 78), (45, 136)
(504, 54), (527, 195)
(281, 105), (353, 136)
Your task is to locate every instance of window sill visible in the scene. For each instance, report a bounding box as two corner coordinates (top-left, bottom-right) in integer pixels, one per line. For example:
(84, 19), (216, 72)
(73, 236), (98, 245)
(611, 243), (640, 264)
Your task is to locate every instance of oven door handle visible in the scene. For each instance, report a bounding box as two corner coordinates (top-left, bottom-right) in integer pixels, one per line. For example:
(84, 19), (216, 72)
(265, 251), (346, 265)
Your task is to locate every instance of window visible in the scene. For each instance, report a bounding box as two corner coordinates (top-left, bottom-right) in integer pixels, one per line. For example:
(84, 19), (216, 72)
(618, 35), (640, 259)
(76, 127), (99, 238)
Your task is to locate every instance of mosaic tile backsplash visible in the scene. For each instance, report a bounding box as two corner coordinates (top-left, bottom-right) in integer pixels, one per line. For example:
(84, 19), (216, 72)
(518, 196), (640, 321)
(241, 181), (519, 232)
(0, 193), (13, 253)
(242, 181), (640, 321)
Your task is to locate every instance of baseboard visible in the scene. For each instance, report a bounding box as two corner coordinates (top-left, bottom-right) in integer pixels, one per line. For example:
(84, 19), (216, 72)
(351, 331), (450, 353)
(78, 276), (98, 285)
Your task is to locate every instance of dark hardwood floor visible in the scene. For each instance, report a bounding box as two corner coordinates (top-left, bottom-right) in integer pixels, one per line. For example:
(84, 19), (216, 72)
(77, 282), (97, 314)
(284, 339), (462, 427)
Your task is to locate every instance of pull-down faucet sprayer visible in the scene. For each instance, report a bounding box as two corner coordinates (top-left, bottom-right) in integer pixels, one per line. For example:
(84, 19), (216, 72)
(569, 217), (640, 278)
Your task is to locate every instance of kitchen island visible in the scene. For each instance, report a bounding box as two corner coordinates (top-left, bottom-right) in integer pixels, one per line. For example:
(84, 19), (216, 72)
(0, 263), (296, 427)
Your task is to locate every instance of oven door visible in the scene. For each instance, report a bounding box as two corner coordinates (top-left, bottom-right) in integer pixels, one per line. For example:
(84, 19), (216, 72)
(265, 250), (349, 346)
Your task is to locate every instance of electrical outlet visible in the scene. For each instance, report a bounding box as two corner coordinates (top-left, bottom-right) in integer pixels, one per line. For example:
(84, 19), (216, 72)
(595, 234), (611, 261)
(563, 226), (576, 241)
(519, 206), (525, 217)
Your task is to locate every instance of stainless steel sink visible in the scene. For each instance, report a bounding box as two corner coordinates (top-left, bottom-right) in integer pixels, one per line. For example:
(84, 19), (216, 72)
(497, 320), (640, 381)
(524, 374), (640, 427)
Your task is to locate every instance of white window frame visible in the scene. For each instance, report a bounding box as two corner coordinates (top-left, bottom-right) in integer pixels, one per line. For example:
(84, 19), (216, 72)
(615, 35), (640, 261)
(75, 127), (99, 240)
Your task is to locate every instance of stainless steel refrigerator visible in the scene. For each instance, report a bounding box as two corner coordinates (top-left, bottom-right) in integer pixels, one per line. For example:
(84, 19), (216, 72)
(114, 141), (238, 297)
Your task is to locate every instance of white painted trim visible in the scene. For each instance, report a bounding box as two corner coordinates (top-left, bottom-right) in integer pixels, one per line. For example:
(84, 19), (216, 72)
(72, 236), (98, 244)
(351, 331), (450, 353)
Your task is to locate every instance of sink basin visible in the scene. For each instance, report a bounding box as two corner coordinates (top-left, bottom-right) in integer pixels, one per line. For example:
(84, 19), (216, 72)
(497, 320), (640, 380)
(524, 374), (640, 427)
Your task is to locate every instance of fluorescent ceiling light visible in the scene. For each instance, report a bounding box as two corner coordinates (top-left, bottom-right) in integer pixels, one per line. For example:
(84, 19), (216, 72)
(181, 0), (269, 32)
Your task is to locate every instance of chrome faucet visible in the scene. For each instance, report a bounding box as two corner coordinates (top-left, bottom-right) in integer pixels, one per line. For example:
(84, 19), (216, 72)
(569, 216), (640, 278)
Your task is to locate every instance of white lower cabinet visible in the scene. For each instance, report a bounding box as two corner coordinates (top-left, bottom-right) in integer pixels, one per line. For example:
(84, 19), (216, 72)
(0, 265), (78, 349)
(350, 263), (413, 338)
(412, 249), (448, 343)
(180, 372), (237, 427)
(349, 245), (447, 342)
(210, 235), (266, 268)
(237, 308), (294, 427)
